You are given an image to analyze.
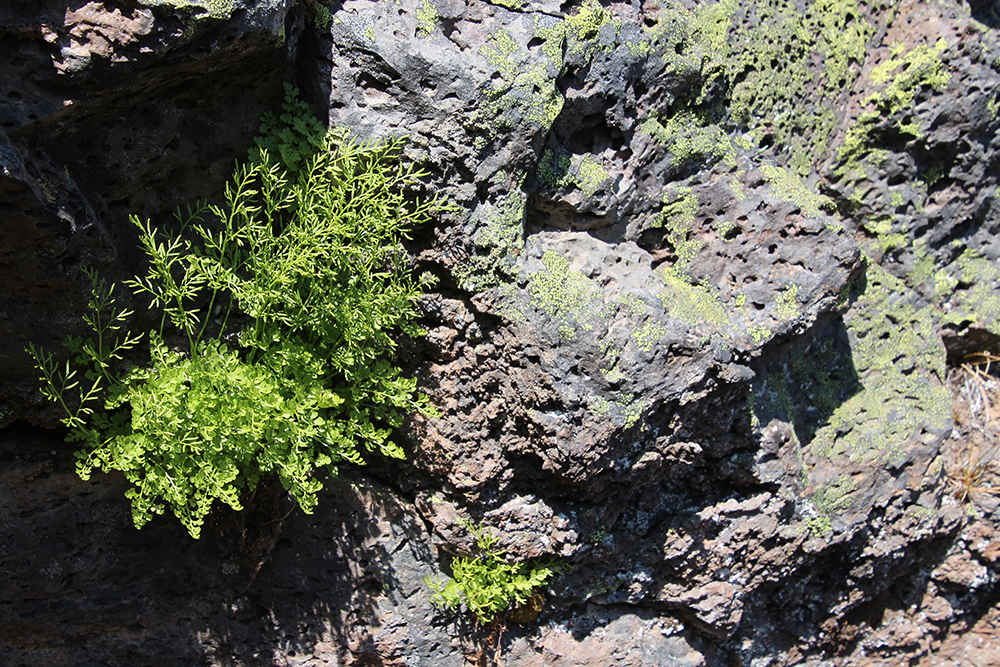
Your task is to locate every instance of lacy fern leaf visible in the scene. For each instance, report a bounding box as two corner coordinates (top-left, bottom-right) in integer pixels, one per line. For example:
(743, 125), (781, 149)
(33, 86), (440, 538)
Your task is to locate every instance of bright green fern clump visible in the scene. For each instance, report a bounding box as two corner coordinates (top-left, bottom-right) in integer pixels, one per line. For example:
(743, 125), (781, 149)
(30, 86), (441, 538)
(428, 520), (558, 625)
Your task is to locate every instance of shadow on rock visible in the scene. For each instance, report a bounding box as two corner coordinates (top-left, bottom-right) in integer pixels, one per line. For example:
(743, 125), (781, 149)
(0, 423), (460, 667)
(750, 314), (863, 452)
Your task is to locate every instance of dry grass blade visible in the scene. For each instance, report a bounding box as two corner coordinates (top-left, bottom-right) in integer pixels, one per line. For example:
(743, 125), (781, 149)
(947, 351), (1000, 502)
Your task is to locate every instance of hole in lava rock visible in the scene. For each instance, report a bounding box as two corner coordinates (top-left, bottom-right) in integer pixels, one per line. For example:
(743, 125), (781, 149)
(943, 327), (1000, 367)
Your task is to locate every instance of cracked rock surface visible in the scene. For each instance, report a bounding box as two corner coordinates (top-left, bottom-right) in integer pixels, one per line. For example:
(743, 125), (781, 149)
(2, 1), (1000, 666)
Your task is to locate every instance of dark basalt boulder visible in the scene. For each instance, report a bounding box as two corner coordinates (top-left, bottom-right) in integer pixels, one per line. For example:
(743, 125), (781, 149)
(2, 1), (1000, 666)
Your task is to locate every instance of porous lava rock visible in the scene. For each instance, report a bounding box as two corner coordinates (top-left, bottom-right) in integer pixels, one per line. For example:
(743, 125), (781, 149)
(2, 1), (1000, 666)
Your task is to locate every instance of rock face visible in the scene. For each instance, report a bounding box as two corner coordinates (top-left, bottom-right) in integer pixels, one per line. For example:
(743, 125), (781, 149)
(2, 1), (1000, 666)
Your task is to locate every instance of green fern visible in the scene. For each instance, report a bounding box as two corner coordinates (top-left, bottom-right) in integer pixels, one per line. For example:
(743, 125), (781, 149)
(32, 87), (441, 538)
(428, 520), (559, 625)
(29, 268), (141, 431)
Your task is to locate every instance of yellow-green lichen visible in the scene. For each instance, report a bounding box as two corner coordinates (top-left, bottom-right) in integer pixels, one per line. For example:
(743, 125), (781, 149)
(775, 284), (800, 320)
(907, 504), (936, 520)
(729, 173), (748, 201)
(940, 248), (1000, 331)
(601, 364), (627, 383)
(812, 474), (858, 515)
(715, 218), (737, 240)
(599, 335), (621, 357)
(533, 16), (567, 67)
(538, 149), (571, 189)
(537, 150), (610, 197)
(632, 321), (669, 353)
(480, 2), (616, 137)
(141, 0), (234, 20)
(313, 3), (332, 29)
(590, 396), (613, 418)
(658, 266), (728, 329)
(658, 186), (697, 228)
(908, 243), (936, 286)
(481, 27), (564, 134)
(805, 515), (832, 536)
(932, 265), (959, 300)
(616, 394), (648, 429)
(497, 283), (528, 323)
(689, 0), (738, 53)
(563, 0), (617, 57)
(694, 0), (872, 175)
(747, 390), (760, 430)
(618, 293), (648, 318)
(489, 0), (525, 9)
(522, 67), (565, 130)
(625, 3), (688, 59)
(577, 155), (610, 196)
(814, 0), (870, 88)
(589, 393), (647, 428)
(810, 263), (952, 464)
(527, 251), (603, 339)
(760, 165), (835, 219)
(898, 121), (923, 138)
(870, 38), (951, 102)
(639, 110), (738, 170)
(838, 38), (951, 176)
(748, 324), (772, 344)
(610, 0), (870, 177)
(655, 187), (703, 265)
(456, 185), (526, 292)
(860, 214), (907, 255)
(417, 0), (438, 37)
(480, 28), (520, 78)
(598, 335), (627, 381)
(733, 134), (756, 151)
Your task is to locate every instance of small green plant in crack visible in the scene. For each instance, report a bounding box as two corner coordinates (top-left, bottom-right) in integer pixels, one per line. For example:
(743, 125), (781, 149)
(254, 83), (327, 173)
(588, 525), (608, 543)
(428, 519), (560, 664)
(30, 86), (442, 538)
(428, 520), (559, 626)
(312, 2), (332, 29)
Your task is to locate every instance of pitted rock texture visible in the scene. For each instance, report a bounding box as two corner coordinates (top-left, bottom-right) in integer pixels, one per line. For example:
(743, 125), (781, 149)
(2, 1), (1000, 666)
